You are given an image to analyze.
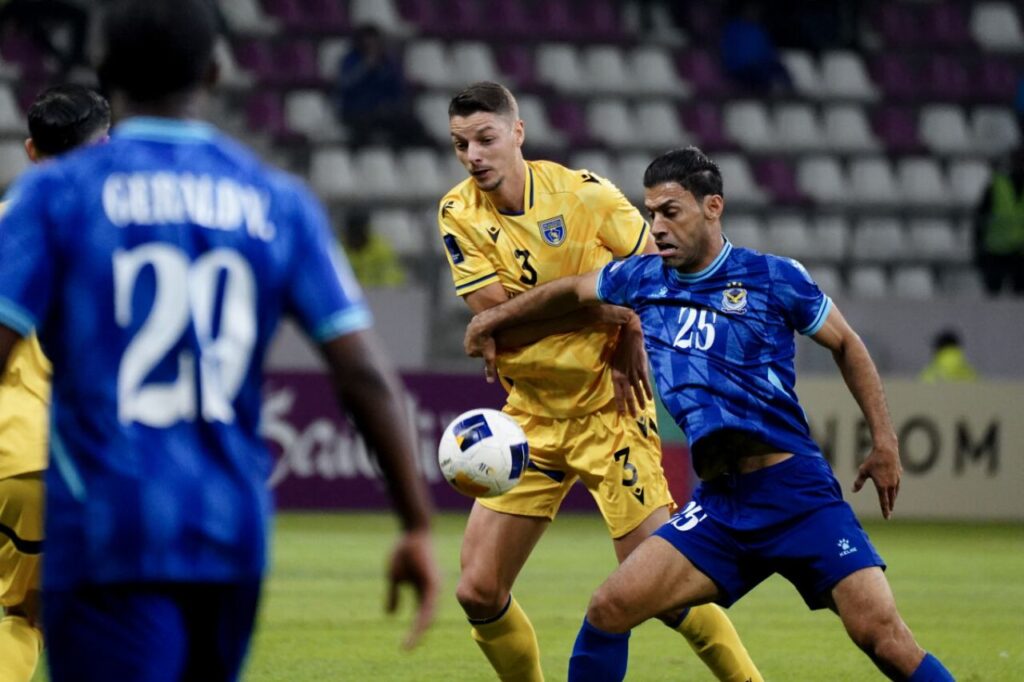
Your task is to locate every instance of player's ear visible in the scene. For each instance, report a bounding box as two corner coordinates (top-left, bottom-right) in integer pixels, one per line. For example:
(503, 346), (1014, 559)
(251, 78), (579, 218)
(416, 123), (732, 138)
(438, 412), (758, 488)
(513, 118), (524, 147)
(703, 194), (724, 221)
(24, 138), (40, 163)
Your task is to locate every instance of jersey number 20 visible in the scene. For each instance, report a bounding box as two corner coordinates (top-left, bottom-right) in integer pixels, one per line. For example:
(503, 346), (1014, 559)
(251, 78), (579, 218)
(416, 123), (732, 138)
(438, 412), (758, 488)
(114, 243), (257, 427)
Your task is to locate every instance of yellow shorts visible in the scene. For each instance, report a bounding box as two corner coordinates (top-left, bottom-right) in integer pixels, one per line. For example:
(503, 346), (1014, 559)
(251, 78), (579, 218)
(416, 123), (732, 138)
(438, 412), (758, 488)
(0, 472), (43, 609)
(479, 403), (673, 538)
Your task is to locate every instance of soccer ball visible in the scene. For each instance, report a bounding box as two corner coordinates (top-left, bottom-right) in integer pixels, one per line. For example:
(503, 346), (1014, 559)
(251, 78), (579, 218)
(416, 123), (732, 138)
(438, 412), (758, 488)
(438, 408), (530, 498)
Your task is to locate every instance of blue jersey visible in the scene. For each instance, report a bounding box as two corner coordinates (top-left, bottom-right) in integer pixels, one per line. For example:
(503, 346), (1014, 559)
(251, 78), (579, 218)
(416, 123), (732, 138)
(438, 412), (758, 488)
(596, 240), (831, 458)
(0, 117), (371, 588)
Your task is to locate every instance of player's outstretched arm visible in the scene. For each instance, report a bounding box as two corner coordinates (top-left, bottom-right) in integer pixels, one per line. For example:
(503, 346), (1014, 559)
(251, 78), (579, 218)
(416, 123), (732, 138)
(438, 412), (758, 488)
(811, 305), (901, 519)
(319, 329), (441, 649)
(465, 271), (603, 382)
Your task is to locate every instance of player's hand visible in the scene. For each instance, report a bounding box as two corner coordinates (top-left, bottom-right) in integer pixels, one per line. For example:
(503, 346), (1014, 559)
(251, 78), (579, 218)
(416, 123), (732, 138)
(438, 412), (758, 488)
(465, 315), (498, 383)
(386, 528), (441, 650)
(610, 314), (653, 417)
(852, 441), (902, 520)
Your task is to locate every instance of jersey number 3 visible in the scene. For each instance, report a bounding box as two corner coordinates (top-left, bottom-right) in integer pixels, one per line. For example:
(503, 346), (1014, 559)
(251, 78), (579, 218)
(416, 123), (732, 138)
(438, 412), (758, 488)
(114, 243), (257, 427)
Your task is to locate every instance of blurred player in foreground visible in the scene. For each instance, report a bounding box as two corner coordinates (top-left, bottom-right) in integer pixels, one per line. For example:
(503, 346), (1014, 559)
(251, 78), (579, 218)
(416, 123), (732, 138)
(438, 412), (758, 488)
(0, 83), (110, 682)
(438, 82), (760, 681)
(0, 1), (439, 680)
(465, 147), (955, 682)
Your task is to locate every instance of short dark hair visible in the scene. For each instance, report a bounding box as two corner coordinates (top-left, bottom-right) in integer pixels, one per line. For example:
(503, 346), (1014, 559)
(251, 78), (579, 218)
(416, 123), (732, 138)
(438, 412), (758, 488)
(28, 84), (110, 157)
(98, 0), (219, 103)
(448, 81), (517, 119)
(643, 146), (724, 200)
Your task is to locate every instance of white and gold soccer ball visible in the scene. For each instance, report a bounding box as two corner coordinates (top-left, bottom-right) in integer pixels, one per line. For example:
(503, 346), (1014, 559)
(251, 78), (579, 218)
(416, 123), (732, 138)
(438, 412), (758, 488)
(438, 408), (529, 498)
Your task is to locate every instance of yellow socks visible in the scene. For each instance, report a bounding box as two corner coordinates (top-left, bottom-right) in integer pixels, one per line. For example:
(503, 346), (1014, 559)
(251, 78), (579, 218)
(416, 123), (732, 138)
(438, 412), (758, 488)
(675, 604), (763, 682)
(469, 595), (544, 682)
(0, 615), (42, 682)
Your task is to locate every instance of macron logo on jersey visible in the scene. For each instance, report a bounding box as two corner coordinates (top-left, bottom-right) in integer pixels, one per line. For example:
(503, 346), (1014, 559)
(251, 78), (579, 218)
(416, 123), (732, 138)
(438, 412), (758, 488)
(102, 172), (276, 241)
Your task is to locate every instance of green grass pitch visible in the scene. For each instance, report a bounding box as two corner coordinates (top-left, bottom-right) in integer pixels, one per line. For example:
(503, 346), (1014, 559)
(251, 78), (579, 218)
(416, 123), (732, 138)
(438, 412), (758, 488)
(32, 512), (1023, 681)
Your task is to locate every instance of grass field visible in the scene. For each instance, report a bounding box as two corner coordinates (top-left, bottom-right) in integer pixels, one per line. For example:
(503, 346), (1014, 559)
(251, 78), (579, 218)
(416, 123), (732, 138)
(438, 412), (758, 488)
(32, 512), (1023, 681)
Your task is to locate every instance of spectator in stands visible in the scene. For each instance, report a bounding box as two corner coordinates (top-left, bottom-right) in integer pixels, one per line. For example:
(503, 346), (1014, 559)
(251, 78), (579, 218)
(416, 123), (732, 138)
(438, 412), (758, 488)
(973, 144), (1024, 295)
(342, 209), (407, 288)
(719, 1), (792, 92)
(919, 329), (978, 383)
(0, 0), (89, 77)
(333, 23), (430, 148)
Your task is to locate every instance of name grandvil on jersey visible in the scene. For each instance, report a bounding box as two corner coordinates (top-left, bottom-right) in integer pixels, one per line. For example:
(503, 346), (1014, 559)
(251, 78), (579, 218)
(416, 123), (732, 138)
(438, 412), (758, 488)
(102, 171), (276, 241)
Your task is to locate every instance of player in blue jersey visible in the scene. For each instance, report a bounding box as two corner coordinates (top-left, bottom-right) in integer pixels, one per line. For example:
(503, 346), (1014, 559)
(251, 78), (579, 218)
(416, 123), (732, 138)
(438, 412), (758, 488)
(464, 147), (955, 682)
(0, 2), (440, 680)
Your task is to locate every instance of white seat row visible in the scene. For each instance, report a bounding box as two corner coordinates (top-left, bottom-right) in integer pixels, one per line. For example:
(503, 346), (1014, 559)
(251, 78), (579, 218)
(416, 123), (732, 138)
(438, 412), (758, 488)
(310, 146), (467, 202)
(416, 92), (569, 148)
(971, 2), (1024, 51)
(920, 105), (1020, 157)
(797, 156), (992, 208)
(404, 40), (506, 90)
(726, 101), (880, 153)
(536, 43), (690, 96)
(781, 50), (878, 101)
(804, 265), (977, 299)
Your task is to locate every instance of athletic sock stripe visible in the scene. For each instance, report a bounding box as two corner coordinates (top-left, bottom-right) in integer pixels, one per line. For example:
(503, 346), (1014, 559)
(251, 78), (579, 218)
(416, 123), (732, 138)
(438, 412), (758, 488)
(468, 595), (513, 625)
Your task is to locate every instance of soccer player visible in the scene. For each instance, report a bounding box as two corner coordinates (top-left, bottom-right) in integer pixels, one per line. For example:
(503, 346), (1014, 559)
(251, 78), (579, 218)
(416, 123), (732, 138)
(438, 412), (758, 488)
(0, 83), (110, 682)
(438, 83), (760, 682)
(464, 147), (956, 682)
(0, 2), (440, 680)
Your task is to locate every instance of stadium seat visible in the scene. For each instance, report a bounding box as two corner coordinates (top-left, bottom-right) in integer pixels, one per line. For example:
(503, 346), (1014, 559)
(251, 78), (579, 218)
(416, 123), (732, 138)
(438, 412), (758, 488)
(213, 39), (254, 90)
(310, 148), (357, 201)
(442, 0), (485, 39)
(276, 40), (320, 86)
(301, 0), (349, 33)
(397, 148), (449, 201)
(451, 42), (502, 85)
(684, 103), (731, 150)
(570, 150), (616, 180)
(0, 141), (26, 187)
(851, 217), (907, 262)
(807, 265), (843, 296)
(875, 2), (923, 47)
(723, 214), (766, 251)
(547, 100), (592, 147)
(284, 90), (344, 143)
(927, 55), (971, 101)
(978, 57), (1018, 102)
(873, 106), (922, 154)
(245, 92), (288, 138)
(716, 154), (767, 205)
(496, 45), (536, 89)
(0, 84), (22, 134)
(350, 0), (412, 37)
(907, 217), (963, 263)
(928, 2), (972, 48)
(724, 101), (775, 151)
(824, 104), (879, 152)
(919, 105), (974, 155)
(536, 43), (589, 94)
(677, 50), (729, 96)
(871, 54), (920, 101)
(353, 147), (402, 200)
(371, 208), (427, 257)
(754, 158), (805, 205)
(518, 96), (567, 149)
(766, 215), (814, 260)
(587, 98), (638, 148)
(781, 50), (823, 99)
(812, 215), (850, 263)
(897, 157), (952, 207)
(848, 265), (889, 298)
(635, 101), (692, 149)
(318, 39), (350, 81)
(971, 107), (1021, 157)
(940, 267), (986, 296)
(415, 93), (454, 144)
(630, 46), (691, 97)
(216, 0), (278, 35)
(891, 266), (936, 298)
(775, 103), (826, 152)
(581, 45), (635, 95)
(970, 2), (1024, 51)
(404, 40), (460, 89)
(616, 152), (651, 200)
(439, 153), (469, 190)
(820, 51), (878, 100)
(797, 156), (848, 205)
(948, 159), (992, 207)
(850, 157), (902, 207)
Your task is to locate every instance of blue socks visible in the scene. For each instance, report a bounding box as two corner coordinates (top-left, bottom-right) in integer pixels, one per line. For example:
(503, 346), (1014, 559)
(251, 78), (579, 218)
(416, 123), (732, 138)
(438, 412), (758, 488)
(908, 652), (955, 681)
(568, 617), (630, 682)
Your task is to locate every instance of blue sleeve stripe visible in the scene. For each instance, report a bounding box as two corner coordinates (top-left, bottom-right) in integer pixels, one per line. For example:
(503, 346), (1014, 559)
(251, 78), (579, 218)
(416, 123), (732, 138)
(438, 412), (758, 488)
(595, 265), (609, 302)
(625, 221), (649, 257)
(800, 296), (832, 336)
(0, 297), (37, 336)
(312, 305), (374, 342)
(454, 272), (499, 293)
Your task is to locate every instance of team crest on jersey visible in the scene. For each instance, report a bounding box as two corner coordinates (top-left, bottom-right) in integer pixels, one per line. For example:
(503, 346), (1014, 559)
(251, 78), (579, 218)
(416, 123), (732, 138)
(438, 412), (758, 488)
(721, 281), (748, 314)
(538, 215), (566, 246)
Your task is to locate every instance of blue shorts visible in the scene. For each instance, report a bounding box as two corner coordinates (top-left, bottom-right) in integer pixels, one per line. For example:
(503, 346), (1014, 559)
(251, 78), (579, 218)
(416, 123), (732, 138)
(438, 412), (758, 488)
(654, 454), (884, 609)
(44, 580), (261, 682)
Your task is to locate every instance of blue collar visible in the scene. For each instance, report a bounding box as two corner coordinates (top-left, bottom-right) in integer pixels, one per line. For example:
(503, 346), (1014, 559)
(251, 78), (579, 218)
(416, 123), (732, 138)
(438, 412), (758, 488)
(668, 238), (732, 284)
(113, 117), (218, 143)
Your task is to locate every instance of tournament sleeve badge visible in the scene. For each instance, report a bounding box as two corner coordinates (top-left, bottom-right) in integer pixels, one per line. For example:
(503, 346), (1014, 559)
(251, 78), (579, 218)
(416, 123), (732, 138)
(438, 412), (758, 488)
(443, 233), (465, 264)
(538, 215), (566, 247)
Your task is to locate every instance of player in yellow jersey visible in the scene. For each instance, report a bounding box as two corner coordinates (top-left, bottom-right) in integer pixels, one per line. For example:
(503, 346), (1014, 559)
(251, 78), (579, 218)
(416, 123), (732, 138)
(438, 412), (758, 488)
(0, 83), (110, 682)
(437, 81), (762, 682)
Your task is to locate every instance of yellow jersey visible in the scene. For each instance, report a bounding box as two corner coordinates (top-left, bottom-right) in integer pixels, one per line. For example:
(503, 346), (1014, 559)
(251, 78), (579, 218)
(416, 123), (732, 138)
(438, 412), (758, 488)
(0, 332), (50, 478)
(438, 160), (649, 417)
